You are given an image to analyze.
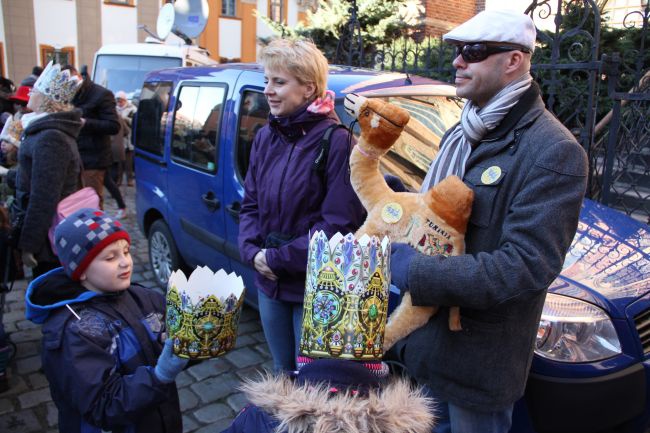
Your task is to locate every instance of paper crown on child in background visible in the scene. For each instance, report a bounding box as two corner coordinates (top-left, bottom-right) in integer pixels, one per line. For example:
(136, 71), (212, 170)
(0, 114), (23, 147)
(300, 231), (390, 361)
(166, 266), (246, 359)
(33, 61), (82, 105)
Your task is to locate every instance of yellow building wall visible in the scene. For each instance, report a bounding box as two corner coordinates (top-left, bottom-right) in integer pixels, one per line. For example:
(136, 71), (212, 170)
(199, 0), (259, 63)
(199, 0), (220, 62)
(240, 1), (257, 62)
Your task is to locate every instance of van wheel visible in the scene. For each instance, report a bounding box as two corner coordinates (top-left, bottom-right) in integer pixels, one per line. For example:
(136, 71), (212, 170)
(148, 219), (182, 289)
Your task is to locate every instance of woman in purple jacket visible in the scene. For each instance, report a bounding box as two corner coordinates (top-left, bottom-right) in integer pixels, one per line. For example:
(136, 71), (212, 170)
(238, 39), (365, 372)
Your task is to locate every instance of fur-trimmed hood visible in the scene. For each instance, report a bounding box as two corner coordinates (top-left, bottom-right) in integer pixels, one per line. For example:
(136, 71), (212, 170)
(240, 373), (436, 433)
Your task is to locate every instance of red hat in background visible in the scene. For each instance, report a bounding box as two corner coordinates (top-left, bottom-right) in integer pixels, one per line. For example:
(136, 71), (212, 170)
(9, 85), (31, 104)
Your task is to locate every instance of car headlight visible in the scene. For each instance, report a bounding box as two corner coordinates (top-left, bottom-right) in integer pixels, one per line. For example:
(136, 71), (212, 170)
(535, 293), (621, 363)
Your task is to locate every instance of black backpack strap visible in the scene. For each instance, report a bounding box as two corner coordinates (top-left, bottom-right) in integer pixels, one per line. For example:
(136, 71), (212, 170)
(313, 124), (348, 182)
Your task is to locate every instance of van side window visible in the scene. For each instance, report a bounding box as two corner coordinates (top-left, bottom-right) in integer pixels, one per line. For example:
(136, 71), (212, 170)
(134, 81), (172, 156)
(171, 85), (226, 172)
(236, 91), (269, 180)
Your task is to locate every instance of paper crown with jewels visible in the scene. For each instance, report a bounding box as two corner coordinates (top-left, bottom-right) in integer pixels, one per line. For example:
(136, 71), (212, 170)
(300, 231), (391, 361)
(0, 114), (23, 146)
(33, 61), (82, 105)
(166, 266), (246, 359)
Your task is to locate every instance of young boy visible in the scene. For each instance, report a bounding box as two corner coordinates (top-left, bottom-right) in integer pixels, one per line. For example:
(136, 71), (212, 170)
(25, 208), (187, 433)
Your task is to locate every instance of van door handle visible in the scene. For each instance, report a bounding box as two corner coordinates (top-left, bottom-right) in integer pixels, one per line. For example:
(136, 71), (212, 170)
(201, 192), (220, 211)
(226, 201), (241, 222)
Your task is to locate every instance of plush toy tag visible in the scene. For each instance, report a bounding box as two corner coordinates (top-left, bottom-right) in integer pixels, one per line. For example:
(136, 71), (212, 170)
(381, 202), (403, 223)
(481, 166), (502, 185)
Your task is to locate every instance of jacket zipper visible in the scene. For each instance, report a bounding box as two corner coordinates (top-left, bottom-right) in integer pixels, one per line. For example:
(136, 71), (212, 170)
(276, 140), (297, 224)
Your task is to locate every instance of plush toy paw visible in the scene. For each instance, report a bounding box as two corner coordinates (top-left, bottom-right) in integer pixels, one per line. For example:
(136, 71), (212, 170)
(344, 92), (367, 119)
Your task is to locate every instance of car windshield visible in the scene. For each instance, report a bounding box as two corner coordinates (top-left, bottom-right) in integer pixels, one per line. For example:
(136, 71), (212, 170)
(93, 54), (182, 100)
(335, 95), (464, 191)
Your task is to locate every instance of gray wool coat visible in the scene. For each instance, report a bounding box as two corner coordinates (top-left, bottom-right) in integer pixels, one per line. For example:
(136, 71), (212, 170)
(16, 111), (82, 262)
(397, 83), (589, 411)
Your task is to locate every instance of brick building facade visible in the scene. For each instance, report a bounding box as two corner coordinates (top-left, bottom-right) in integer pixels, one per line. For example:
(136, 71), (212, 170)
(424, 0), (485, 36)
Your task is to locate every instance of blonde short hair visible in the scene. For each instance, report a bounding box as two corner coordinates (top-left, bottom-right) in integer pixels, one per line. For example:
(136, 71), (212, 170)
(259, 39), (329, 100)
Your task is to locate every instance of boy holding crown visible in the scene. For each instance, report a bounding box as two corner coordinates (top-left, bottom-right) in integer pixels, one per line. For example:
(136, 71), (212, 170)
(25, 208), (187, 433)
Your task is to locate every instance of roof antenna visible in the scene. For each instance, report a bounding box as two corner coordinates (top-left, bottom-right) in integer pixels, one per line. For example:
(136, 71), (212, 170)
(405, 72), (412, 85)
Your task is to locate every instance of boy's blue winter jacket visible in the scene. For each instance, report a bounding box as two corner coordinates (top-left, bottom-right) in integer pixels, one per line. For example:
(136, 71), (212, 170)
(25, 268), (181, 433)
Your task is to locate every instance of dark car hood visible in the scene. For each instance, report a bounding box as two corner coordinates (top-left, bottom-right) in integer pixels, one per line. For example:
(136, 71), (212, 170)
(549, 199), (650, 315)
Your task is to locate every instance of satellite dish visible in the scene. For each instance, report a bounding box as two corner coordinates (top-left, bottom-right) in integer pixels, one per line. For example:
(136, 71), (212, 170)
(173, 0), (209, 39)
(156, 3), (175, 40)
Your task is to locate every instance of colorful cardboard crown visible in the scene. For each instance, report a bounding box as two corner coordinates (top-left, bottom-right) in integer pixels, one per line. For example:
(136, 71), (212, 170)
(300, 231), (391, 360)
(166, 266), (245, 359)
(0, 114), (22, 147)
(33, 61), (82, 105)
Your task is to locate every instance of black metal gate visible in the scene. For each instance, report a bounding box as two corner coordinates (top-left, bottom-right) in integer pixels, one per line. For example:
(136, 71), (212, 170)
(597, 8), (650, 222)
(336, 0), (650, 223)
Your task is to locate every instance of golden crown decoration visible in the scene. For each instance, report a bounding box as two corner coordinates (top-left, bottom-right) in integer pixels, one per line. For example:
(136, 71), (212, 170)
(300, 231), (391, 360)
(33, 61), (82, 105)
(0, 114), (23, 146)
(166, 266), (246, 359)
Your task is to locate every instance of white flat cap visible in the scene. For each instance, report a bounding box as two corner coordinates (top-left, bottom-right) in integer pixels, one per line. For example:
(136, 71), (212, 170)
(443, 9), (537, 52)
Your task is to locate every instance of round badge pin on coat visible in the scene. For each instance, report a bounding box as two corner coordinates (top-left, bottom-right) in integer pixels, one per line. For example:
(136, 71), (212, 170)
(481, 166), (502, 185)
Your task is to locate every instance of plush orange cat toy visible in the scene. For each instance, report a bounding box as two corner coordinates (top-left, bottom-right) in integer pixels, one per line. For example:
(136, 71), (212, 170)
(344, 93), (474, 351)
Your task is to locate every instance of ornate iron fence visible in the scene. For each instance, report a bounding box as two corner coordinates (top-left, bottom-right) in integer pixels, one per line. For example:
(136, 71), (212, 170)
(335, 0), (650, 223)
(596, 3), (650, 222)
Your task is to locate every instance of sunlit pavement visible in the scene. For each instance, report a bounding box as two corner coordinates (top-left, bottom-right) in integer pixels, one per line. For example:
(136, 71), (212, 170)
(0, 183), (273, 433)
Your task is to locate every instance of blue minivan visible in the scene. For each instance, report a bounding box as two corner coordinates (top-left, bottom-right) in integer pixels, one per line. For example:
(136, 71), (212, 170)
(134, 64), (650, 433)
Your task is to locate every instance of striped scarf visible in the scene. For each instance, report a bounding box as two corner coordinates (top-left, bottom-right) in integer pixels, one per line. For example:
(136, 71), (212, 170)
(421, 73), (533, 192)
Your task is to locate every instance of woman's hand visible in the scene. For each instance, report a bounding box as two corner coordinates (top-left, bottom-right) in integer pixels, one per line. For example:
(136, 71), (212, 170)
(254, 249), (278, 281)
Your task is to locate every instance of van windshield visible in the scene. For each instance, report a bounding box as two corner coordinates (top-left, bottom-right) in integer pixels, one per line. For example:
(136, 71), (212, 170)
(93, 54), (182, 101)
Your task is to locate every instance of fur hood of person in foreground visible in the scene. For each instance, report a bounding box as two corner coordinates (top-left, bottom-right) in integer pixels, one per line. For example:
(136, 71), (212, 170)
(236, 371), (435, 433)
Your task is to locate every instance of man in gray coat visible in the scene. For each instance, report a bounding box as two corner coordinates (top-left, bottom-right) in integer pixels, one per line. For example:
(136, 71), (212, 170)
(388, 10), (588, 433)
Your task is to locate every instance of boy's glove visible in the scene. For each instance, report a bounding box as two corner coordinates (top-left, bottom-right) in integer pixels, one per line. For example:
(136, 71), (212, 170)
(0, 166), (8, 176)
(154, 339), (188, 383)
(390, 243), (416, 292)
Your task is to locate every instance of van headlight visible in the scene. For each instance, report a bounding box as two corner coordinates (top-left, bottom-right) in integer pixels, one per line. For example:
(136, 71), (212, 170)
(535, 293), (621, 363)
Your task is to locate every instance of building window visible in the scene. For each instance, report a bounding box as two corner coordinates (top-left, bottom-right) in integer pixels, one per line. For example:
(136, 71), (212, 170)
(222, 0), (237, 17)
(269, 0), (284, 23)
(104, 0), (135, 6)
(40, 45), (75, 67)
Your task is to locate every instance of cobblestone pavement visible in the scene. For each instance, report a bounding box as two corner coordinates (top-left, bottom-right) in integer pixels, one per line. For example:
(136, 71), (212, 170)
(0, 183), (273, 433)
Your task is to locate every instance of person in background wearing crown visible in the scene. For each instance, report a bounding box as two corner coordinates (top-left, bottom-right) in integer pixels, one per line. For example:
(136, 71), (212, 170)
(238, 39), (365, 373)
(25, 208), (186, 433)
(387, 11), (588, 432)
(12, 61), (85, 277)
(0, 85), (32, 171)
(62, 65), (120, 210)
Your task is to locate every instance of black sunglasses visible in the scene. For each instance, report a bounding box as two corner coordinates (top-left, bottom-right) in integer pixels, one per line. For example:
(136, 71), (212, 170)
(455, 43), (530, 63)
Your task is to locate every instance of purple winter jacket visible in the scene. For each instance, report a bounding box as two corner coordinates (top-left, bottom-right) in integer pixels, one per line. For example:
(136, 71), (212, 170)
(238, 104), (365, 303)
